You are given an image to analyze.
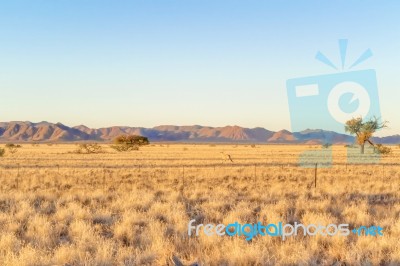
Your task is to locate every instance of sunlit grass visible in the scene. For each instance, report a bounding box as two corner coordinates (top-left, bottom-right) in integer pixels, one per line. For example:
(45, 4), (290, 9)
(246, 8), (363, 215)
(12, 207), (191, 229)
(0, 144), (398, 265)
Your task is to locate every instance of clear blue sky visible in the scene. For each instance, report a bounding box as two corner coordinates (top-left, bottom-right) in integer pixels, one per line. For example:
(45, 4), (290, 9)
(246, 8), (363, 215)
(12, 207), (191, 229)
(0, 1), (399, 135)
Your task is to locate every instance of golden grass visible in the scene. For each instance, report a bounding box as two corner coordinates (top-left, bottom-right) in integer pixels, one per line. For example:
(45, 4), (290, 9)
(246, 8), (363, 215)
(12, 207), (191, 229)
(0, 143), (399, 265)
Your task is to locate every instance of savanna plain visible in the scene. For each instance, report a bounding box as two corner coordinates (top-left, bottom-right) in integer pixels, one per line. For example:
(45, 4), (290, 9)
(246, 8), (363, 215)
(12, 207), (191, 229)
(0, 143), (399, 265)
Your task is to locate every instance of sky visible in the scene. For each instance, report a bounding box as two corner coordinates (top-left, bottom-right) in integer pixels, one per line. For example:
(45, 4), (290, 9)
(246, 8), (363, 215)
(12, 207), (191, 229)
(0, 1), (399, 135)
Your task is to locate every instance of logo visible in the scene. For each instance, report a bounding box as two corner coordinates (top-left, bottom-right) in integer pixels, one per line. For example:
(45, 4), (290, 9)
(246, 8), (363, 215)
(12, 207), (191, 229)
(188, 220), (384, 241)
(286, 39), (382, 167)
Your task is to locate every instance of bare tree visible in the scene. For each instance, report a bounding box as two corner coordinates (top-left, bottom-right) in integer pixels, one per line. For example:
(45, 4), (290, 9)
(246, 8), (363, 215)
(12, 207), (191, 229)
(220, 152), (233, 163)
(345, 117), (388, 154)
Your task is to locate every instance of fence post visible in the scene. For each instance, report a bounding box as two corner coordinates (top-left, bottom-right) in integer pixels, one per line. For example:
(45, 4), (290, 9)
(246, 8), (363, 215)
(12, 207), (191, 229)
(314, 163), (318, 188)
(103, 168), (106, 190)
(182, 166), (185, 188)
(16, 163), (20, 190)
(254, 164), (257, 183)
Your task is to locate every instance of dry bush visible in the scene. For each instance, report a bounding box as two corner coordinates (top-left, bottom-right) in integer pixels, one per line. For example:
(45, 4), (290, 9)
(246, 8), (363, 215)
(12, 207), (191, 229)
(322, 143), (332, 148)
(5, 143), (21, 148)
(74, 143), (103, 154)
(374, 144), (392, 155)
(5, 143), (21, 155)
(110, 144), (139, 152)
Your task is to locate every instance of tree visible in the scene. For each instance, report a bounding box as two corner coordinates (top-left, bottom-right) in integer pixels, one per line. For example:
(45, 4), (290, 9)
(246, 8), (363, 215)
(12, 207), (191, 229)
(115, 135), (149, 146)
(111, 135), (149, 152)
(345, 117), (388, 154)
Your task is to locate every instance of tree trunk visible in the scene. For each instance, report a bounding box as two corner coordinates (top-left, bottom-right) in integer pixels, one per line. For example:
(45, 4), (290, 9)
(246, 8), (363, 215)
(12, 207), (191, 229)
(360, 143), (365, 154)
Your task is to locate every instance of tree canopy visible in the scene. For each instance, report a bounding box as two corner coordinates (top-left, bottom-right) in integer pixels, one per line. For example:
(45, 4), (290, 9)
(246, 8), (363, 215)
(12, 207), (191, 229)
(111, 135), (149, 152)
(344, 117), (388, 154)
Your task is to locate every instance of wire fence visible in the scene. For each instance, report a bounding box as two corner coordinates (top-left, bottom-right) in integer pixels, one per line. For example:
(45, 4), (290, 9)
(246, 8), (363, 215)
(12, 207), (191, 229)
(1, 161), (400, 169)
(0, 161), (399, 192)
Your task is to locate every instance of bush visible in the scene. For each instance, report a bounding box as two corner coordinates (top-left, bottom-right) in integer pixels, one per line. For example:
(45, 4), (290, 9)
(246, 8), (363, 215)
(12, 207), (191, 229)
(0, 148), (5, 157)
(110, 144), (139, 152)
(373, 144), (392, 155)
(5, 143), (21, 148)
(75, 143), (103, 154)
(322, 143), (332, 148)
(5, 143), (21, 154)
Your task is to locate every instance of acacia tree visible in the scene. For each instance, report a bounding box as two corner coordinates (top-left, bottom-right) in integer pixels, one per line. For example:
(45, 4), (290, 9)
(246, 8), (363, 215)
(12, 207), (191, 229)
(111, 135), (149, 152)
(345, 117), (388, 154)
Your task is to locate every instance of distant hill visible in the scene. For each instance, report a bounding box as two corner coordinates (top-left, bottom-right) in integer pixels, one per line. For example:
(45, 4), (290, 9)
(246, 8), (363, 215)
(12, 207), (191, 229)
(0, 121), (398, 144)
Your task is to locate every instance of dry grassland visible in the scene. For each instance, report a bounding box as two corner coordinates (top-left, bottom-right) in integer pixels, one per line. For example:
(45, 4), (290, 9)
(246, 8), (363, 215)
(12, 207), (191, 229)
(0, 143), (399, 265)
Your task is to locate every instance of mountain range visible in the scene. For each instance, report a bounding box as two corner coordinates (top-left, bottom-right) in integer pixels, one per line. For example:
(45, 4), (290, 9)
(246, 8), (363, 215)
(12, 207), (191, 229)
(0, 121), (399, 144)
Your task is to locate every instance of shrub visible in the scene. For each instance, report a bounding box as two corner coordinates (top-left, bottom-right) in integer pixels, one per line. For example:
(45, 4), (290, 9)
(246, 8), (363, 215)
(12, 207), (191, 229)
(75, 143), (103, 154)
(0, 148), (5, 157)
(373, 144), (392, 155)
(5, 143), (21, 154)
(110, 144), (139, 152)
(5, 143), (21, 148)
(322, 143), (332, 148)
